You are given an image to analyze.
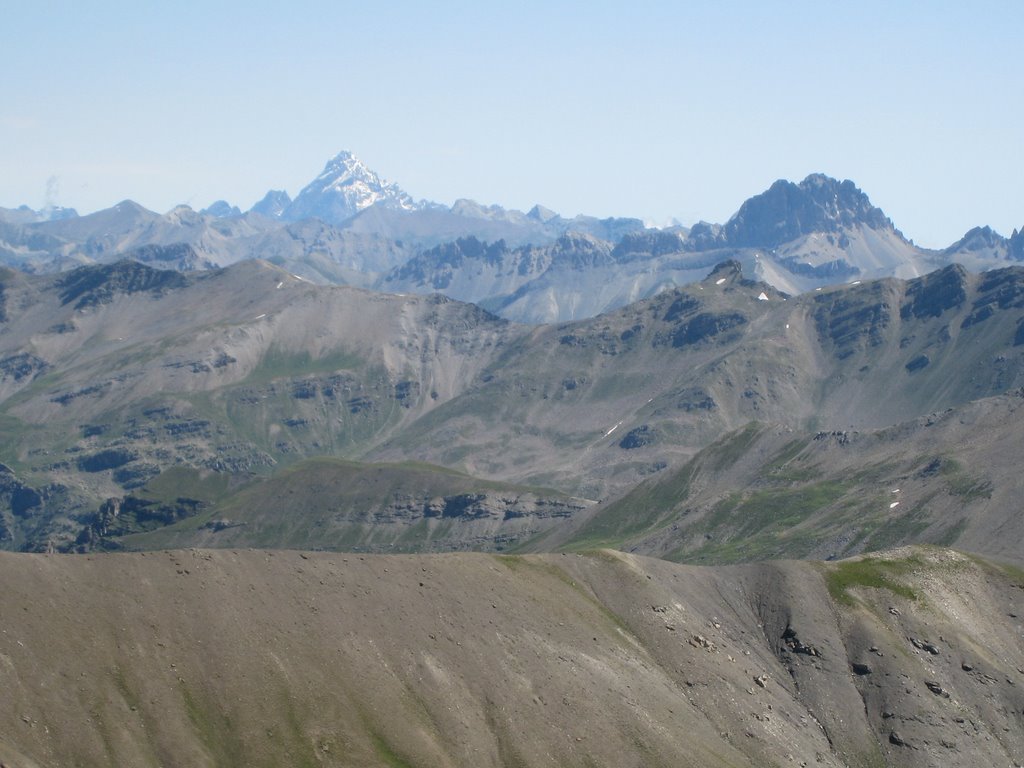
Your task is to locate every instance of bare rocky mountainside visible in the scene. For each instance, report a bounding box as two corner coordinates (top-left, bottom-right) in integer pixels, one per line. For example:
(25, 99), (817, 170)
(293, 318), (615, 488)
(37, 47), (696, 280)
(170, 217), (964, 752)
(1, 547), (1022, 767)
(1, 257), (1023, 562)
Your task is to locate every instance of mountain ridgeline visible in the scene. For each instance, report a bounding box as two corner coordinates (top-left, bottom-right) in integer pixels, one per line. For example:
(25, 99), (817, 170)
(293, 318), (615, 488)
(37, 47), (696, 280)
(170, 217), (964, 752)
(2, 151), (1022, 322)
(0, 256), (1023, 562)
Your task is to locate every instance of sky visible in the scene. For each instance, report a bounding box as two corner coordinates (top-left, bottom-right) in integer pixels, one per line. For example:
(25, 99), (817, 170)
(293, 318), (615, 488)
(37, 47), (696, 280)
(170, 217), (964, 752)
(2, 1), (1022, 248)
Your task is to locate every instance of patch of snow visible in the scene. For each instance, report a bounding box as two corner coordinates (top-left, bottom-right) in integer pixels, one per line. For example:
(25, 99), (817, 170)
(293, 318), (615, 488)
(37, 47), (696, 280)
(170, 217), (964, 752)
(785, 324), (790, 330)
(604, 421), (623, 438)
(715, 278), (726, 285)
(757, 292), (769, 301)
(891, 488), (900, 494)
(851, 280), (861, 285)
(276, 282), (283, 289)
(254, 313), (266, 320)
(889, 501), (900, 509)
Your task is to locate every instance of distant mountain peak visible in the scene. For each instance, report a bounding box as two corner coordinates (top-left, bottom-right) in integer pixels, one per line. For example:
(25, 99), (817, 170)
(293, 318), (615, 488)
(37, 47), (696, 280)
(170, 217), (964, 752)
(314, 150), (374, 188)
(721, 174), (897, 249)
(1009, 227), (1024, 261)
(249, 189), (291, 219)
(944, 225), (1006, 255)
(703, 259), (745, 285)
(201, 200), (241, 218)
(279, 150), (420, 226)
(527, 204), (559, 224)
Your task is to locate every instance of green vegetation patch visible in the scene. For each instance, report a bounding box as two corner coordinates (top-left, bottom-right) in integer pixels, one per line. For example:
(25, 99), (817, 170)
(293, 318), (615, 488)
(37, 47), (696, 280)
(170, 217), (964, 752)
(244, 346), (363, 385)
(673, 480), (852, 564)
(136, 465), (245, 506)
(940, 459), (993, 501)
(861, 498), (933, 553)
(763, 438), (809, 473)
(933, 517), (968, 548)
(763, 437), (823, 483)
(704, 422), (764, 471)
(703, 481), (849, 539)
(0, 413), (33, 467)
(370, 732), (420, 768)
(495, 555), (634, 638)
(825, 555), (921, 606)
(121, 457), (571, 552)
(179, 681), (248, 766)
(566, 462), (697, 550)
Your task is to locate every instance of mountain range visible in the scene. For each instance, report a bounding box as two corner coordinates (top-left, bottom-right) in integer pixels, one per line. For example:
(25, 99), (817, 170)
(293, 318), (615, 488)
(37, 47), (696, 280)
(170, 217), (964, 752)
(2, 153), (1024, 767)
(3, 151), (1022, 322)
(2, 255), (1023, 563)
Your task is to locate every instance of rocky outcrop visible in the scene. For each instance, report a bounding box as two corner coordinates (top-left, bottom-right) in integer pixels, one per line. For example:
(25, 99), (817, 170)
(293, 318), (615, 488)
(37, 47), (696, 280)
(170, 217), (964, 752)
(121, 243), (218, 271)
(0, 352), (49, 383)
(670, 312), (748, 347)
(1009, 227), (1024, 261)
(619, 425), (658, 449)
(718, 174), (897, 249)
(57, 260), (189, 308)
(900, 264), (968, 320)
(71, 494), (206, 552)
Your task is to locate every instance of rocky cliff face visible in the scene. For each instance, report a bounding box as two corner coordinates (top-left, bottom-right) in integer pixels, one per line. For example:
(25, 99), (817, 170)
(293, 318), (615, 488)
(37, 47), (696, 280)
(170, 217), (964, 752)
(1010, 227), (1024, 261)
(715, 174), (898, 249)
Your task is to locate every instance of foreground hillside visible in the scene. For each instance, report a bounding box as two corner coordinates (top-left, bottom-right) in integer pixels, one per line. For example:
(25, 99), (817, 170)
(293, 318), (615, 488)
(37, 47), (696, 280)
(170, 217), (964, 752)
(1, 547), (1021, 767)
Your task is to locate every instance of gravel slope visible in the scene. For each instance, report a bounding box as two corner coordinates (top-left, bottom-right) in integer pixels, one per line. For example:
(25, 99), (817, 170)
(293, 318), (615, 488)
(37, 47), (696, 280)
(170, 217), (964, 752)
(1, 547), (1021, 767)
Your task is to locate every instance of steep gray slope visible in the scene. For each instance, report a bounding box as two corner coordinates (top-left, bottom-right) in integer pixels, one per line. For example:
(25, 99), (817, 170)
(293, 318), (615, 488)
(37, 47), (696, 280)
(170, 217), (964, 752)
(372, 262), (1024, 495)
(0, 547), (1021, 767)
(0, 260), (528, 549)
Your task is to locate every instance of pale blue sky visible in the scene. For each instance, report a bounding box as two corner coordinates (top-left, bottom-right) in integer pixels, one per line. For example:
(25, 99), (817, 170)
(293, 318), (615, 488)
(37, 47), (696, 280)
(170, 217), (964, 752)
(2, 1), (1021, 247)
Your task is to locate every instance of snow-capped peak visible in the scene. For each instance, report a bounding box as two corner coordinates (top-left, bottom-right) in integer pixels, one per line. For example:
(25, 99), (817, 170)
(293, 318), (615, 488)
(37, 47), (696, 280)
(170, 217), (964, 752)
(280, 150), (419, 225)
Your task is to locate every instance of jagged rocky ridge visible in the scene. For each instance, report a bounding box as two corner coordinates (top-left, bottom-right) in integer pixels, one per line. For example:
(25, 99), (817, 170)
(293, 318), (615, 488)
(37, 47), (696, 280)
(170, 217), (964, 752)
(2, 155), (1021, 322)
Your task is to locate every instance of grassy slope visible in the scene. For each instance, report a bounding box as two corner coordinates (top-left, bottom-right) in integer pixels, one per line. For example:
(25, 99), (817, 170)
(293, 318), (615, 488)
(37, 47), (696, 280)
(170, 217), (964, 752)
(119, 457), (584, 553)
(554, 392), (1023, 564)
